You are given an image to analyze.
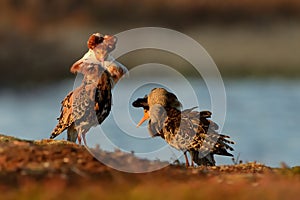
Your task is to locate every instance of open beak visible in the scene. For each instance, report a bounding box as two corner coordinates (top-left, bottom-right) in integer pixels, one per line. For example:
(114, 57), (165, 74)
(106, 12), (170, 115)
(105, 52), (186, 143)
(136, 110), (150, 127)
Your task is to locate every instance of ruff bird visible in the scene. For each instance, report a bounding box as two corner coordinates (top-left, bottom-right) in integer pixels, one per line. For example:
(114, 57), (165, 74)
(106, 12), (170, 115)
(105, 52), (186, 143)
(50, 33), (127, 145)
(132, 88), (234, 166)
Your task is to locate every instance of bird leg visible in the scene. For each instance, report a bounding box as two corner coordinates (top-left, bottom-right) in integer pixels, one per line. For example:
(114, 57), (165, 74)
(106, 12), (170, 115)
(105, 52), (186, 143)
(77, 132), (82, 145)
(191, 160), (195, 168)
(188, 151), (196, 168)
(82, 131), (88, 146)
(67, 123), (78, 143)
(184, 151), (190, 167)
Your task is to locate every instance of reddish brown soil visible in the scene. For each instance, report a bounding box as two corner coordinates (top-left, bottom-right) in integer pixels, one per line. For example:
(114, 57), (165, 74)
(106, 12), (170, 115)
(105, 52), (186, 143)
(0, 134), (299, 200)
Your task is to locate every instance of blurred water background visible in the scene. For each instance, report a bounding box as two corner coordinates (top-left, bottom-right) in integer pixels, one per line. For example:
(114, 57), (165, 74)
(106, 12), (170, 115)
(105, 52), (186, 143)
(0, 0), (300, 167)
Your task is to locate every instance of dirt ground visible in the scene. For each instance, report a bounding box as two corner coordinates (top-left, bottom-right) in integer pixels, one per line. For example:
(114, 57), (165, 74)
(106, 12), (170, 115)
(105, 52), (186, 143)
(0, 133), (299, 200)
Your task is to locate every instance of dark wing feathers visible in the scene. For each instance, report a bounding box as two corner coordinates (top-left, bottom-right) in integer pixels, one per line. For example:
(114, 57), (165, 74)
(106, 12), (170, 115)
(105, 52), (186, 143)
(50, 91), (74, 139)
(162, 107), (234, 157)
(132, 93), (234, 166)
(94, 71), (112, 124)
(50, 70), (112, 141)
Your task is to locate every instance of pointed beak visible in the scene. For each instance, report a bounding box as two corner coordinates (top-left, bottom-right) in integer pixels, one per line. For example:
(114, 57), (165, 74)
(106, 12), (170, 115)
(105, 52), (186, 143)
(136, 110), (150, 127)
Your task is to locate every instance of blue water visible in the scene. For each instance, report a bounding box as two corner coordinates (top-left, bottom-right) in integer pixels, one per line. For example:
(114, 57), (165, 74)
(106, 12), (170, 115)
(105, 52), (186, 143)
(0, 77), (299, 167)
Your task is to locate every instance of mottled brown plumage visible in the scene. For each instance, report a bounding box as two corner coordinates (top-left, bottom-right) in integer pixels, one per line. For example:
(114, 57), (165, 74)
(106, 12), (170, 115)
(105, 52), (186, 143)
(50, 67), (112, 145)
(50, 33), (127, 145)
(132, 88), (234, 166)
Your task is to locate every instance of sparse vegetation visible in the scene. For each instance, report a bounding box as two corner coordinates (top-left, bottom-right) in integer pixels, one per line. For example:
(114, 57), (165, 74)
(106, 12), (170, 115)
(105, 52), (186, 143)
(0, 134), (299, 199)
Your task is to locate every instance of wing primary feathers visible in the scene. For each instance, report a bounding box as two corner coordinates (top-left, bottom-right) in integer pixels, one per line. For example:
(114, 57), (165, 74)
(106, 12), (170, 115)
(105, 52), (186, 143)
(132, 88), (235, 167)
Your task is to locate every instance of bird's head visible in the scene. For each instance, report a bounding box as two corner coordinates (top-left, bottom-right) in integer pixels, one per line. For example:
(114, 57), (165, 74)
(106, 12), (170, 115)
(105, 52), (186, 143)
(132, 88), (182, 127)
(88, 33), (128, 85)
(148, 88), (182, 110)
(70, 33), (118, 74)
(89, 33), (117, 62)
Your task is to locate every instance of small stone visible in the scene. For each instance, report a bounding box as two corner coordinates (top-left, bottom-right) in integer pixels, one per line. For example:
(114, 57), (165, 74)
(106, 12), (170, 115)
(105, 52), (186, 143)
(43, 162), (50, 168)
(63, 157), (70, 163)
